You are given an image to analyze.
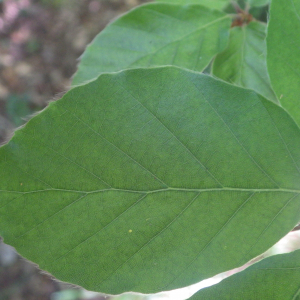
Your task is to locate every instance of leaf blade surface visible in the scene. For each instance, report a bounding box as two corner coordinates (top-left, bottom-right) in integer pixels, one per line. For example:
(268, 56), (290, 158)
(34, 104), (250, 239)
(72, 3), (231, 85)
(246, 0), (270, 7)
(155, 0), (230, 10)
(267, 0), (300, 126)
(213, 21), (277, 103)
(1, 67), (300, 294)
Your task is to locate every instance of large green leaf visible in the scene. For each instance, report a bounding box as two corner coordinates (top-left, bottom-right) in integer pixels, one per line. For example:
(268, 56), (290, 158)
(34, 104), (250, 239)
(1, 67), (300, 295)
(267, 0), (300, 127)
(72, 3), (231, 85)
(212, 21), (278, 103)
(155, 0), (230, 10)
(191, 249), (300, 299)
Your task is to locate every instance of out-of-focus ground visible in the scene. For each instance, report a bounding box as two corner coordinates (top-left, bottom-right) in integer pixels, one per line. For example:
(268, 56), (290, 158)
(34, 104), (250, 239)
(1, 1), (300, 300)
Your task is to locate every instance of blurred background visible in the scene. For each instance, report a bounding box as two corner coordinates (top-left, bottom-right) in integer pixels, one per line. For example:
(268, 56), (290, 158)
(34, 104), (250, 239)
(0, 1), (300, 300)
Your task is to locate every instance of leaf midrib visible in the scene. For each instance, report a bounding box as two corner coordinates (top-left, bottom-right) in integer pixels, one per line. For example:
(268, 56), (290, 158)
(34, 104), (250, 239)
(1, 187), (300, 194)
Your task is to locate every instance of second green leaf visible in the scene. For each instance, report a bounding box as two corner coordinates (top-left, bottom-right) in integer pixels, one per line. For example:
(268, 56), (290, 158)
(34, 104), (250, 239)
(212, 21), (277, 103)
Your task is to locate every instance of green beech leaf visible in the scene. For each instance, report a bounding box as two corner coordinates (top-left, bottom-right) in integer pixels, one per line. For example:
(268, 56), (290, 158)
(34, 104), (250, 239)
(212, 21), (278, 103)
(1, 67), (300, 295)
(191, 250), (300, 299)
(246, 0), (270, 7)
(72, 3), (231, 85)
(267, 0), (300, 127)
(155, 0), (230, 10)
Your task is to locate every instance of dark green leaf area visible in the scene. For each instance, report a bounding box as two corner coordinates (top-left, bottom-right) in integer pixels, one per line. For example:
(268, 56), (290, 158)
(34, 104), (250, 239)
(1, 67), (300, 294)
(72, 3), (231, 85)
(213, 21), (277, 103)
(246, 0), (270, 7)
(191, 249), (300, 300)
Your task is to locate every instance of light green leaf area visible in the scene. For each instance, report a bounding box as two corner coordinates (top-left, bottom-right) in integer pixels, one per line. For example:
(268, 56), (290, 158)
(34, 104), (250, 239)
(72, 3), (231, 85)
(267, 0), (300, 127)
(1, 67), (300, 295)
(191, 250), (300, 300)
(212, 21), (278, 103)
(246, 0), (270, 7)
(155, 0), (230, 10)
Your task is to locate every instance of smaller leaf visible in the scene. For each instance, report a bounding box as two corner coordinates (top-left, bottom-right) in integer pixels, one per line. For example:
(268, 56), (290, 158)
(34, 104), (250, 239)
(72, 3), (231, 85)
(213, 21), (278, 103)
(191, 249), (300, 300)
(155, 0), (230, 10)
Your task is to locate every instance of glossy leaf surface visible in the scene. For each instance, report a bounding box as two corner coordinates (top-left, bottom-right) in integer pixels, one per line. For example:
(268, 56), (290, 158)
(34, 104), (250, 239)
(1, 67), (300, 295)
(213, 21), (277, 103)
(267, 0), (300, 126)
(72, 3), (231, 85)
(191, 250), (300, 299)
